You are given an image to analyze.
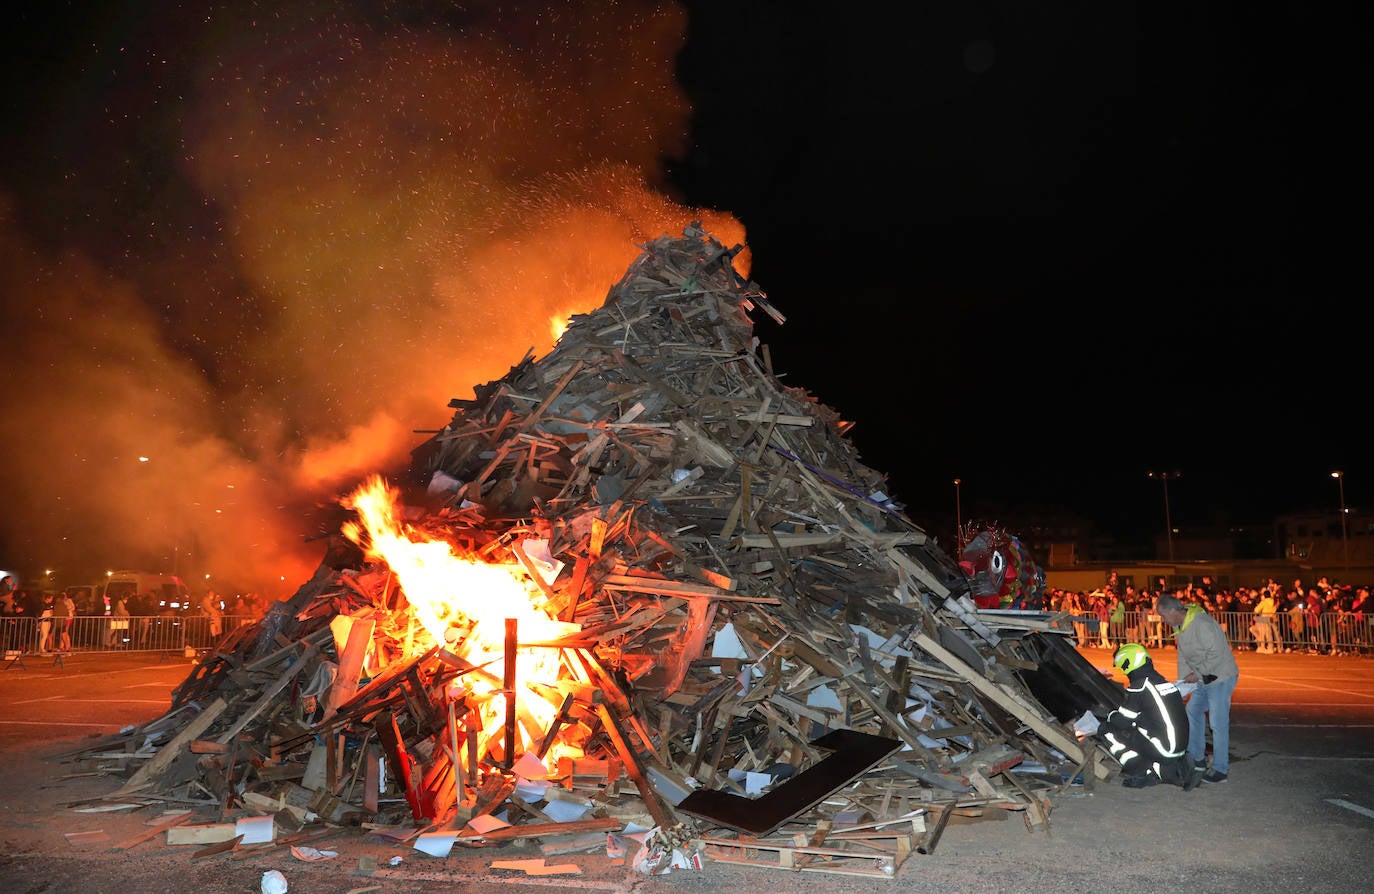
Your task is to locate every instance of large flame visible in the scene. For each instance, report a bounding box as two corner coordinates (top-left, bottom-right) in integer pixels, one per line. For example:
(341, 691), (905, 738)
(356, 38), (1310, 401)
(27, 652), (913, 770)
(341, 474), (580, 767)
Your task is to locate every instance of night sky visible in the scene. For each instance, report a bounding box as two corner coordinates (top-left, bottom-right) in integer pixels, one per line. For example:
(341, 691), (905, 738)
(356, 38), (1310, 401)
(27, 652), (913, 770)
(0, 2), (1364, 589)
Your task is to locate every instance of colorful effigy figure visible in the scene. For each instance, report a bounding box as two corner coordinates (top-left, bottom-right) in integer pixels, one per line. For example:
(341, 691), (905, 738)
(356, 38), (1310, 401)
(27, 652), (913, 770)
(957, 523), (1046, 610)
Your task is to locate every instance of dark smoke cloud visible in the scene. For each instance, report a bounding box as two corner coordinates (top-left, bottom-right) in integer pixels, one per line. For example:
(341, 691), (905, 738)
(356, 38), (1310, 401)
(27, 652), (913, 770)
(0, 2), (744, 595)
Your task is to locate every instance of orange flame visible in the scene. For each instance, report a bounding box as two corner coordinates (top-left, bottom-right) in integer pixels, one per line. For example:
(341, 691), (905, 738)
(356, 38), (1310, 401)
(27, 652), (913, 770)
(341, 474), (581, 767)
(549, 310), (573, 342)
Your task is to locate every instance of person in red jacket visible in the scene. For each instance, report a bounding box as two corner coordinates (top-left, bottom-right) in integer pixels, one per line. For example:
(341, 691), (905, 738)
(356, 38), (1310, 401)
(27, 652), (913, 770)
(1352, 587), (1371, 649)
(1304, 590), (1325, 653)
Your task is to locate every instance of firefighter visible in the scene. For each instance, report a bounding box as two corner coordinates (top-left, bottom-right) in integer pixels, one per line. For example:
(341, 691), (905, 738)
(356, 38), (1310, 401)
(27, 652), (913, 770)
(1099, 643), (1202, 790)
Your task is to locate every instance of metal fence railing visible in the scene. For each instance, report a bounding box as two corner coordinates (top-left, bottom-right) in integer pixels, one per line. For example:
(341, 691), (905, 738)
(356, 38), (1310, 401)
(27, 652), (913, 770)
(6, 609), (1372, 667)
(1066, 610), (1374, 656)
(2, 614), (262, 660)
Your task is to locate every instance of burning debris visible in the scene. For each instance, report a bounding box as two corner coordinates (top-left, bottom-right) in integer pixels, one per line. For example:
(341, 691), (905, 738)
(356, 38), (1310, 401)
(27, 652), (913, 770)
(61, 223), (1123, 878)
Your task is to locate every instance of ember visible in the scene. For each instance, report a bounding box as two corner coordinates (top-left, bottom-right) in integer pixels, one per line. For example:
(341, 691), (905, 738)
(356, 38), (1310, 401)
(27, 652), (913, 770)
(61, 223), (1123, 878)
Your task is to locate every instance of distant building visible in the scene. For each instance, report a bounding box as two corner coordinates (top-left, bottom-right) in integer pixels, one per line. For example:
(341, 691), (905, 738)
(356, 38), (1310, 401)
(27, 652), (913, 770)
(936, 500), (1372, 592)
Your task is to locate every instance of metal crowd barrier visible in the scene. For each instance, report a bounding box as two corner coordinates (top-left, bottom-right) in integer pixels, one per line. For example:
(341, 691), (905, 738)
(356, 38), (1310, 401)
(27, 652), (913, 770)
(2, 614), (262, 662)
(1065, 609), (1374, 656)
(5, 609), (1372, 669)
(1211, 609), (1372, 655)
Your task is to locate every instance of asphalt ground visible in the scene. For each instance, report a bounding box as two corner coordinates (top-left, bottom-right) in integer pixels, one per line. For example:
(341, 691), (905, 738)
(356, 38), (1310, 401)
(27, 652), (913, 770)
(1, 648), (1372, 893)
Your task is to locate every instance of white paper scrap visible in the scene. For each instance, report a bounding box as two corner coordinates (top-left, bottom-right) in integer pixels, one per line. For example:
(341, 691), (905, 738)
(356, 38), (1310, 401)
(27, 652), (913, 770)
(514, 780), (548, 803)
(541, 797), (590, 823)
(512, 751), (550, 779)
(519, 538), (566, 585)
(413, 831), (457, 858)
(427, 469), (462, 495)
(711, 622), (748, 659)
(745, 771), (772, 794)
(465, 813), (511, 835)
(1072, 709), (1100, 736)
(236, 814), (275, 845)
(805, 685), (842, 712)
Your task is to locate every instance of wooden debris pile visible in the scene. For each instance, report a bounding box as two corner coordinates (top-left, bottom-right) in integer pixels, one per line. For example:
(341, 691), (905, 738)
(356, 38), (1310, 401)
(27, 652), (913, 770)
(64, 223), (1123, 877)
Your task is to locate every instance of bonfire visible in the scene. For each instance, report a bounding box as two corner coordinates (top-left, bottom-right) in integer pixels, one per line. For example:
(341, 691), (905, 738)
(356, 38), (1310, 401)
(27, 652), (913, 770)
(68, 224), (1121, 876)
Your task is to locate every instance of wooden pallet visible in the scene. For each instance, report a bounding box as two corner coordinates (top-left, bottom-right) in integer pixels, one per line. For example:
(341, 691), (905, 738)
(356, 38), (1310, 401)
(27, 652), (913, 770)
(695, 824), (918, 879)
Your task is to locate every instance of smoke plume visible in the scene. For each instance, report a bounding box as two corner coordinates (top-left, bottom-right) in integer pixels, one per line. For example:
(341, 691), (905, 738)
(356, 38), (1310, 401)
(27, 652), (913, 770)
(0, 2), (744, 597)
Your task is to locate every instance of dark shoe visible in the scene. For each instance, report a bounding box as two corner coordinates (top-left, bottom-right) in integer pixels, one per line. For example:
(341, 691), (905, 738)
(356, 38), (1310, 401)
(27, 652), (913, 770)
(1182, 759), (1204, 792)
(1122, 773), (1159, 789)
(1202, 770), (1228, 783)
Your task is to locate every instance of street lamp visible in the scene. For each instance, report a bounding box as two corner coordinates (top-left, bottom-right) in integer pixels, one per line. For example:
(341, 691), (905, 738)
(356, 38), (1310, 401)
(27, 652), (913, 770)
(1332, 471), (1349, 575)
(1148, 471), (1179, 564)
(953, 478), (963, 552)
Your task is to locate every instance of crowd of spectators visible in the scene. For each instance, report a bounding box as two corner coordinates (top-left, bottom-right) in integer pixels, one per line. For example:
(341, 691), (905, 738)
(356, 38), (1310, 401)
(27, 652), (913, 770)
(3, 585), (274, 655)
(1046, 573), (1372, 656)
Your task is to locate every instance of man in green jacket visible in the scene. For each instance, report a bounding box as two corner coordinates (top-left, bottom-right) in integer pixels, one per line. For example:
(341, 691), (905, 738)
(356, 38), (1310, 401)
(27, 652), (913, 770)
(1156, 593), (1240, 783)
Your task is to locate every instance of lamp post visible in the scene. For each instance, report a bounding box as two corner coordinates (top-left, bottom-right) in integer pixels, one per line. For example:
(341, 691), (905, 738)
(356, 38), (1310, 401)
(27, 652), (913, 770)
(1148, 471), (1178, 564)
(1332, 471), (1349, 575)
(953, 478), (963, 552)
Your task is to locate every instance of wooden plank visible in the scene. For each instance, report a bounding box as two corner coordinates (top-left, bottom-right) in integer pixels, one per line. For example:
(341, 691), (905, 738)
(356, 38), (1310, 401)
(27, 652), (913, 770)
(916, 803), (954, 855)
(112, 698), (229, 796)
(190, 833), (244, 860)
(216, 642), (320, 745)
(595, 703), (673, 830)
(792, 818), (832, 870)
(999, 763), (1052, 834)
(376, 709), (423, 821)
(166, 823), (239, 846)
(599, 574), (778, 602)
(516, 359), (585, 432)
(885, 655), (910, 715)
(217, 734), (242, 821)
(732, 531), (920, 549)
(842, 679), (942, 764)
(110, 811), (193, 851)
(229, 827), (338, 861)
(513, 539), (560, 603)
(911, 632), (1084, 763)
(322, 616), (375, 722)
(695, 835), (902, 879)
(363, 741), (382, 814)
(888, 757), (971, 793)
(561, 555), (590, 622)
(447, 701), (467, 805)
(188, 740), (230, 755)
(468, 776), (517, 822)
(535, 692), (575, 760)
(459, 817), (620, 842)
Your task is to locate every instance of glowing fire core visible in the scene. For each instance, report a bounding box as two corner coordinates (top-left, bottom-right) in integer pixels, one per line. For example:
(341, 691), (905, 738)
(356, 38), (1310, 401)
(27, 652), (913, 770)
(342, 475), (581, 768)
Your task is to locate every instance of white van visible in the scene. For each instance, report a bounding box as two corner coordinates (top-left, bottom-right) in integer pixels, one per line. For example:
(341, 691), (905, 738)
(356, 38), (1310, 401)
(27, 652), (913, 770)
(102, 571), (191, 613)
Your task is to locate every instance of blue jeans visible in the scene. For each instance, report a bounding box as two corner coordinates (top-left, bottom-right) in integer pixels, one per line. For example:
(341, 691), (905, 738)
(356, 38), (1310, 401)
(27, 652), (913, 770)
(1186, 674), (1238, 775)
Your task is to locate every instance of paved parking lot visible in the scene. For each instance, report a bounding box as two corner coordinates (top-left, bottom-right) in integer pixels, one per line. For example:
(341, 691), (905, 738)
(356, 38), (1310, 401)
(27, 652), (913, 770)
(1, 649), (1371, 892)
